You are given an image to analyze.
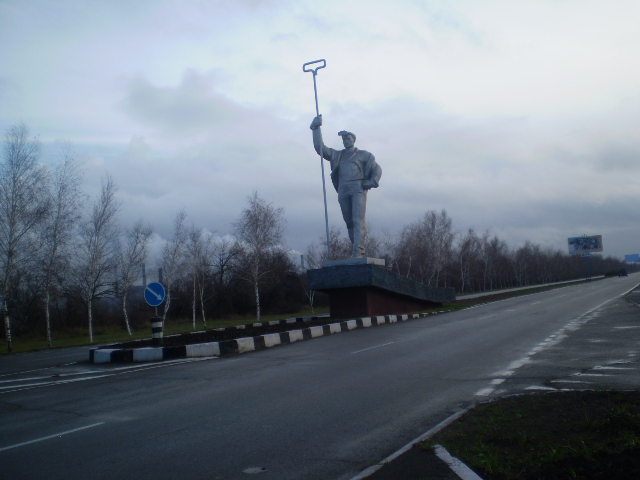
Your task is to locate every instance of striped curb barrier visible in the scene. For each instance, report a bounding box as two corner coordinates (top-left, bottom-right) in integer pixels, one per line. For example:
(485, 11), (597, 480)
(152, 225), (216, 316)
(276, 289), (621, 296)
(90, 312), (443, 364)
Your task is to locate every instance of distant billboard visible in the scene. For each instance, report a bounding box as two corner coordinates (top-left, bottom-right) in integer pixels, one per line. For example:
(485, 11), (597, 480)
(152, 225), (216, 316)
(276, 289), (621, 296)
(625, 254), (640, 263)
(568, 235), (603, 255)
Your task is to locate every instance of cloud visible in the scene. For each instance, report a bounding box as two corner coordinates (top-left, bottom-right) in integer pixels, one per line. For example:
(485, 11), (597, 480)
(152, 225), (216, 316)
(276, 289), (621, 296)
(124, 70), (249, 135)
(4, 0), (640, 261)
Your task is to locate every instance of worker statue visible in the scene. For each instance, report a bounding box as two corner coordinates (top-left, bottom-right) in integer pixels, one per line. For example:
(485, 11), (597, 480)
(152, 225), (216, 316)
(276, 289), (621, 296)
(310, 115), (382, 258)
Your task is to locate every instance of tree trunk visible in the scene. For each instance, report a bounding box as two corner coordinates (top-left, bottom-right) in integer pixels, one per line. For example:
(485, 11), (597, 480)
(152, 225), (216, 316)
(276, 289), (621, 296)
(254, 281), (260, 322)
(162, 288), (172, 329)
(199, 287), (207, 329)
(307, 290), (315, 313)
(88, 298), (94, 343)
(3, 300), (12, 353)
(45, 289), (53, 347)
(122, 293), (132, 337)
(192, 275), (197, 331)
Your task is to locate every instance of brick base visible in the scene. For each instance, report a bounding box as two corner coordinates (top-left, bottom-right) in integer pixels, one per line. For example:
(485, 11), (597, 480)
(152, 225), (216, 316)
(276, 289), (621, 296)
(327, 286), (441, 319)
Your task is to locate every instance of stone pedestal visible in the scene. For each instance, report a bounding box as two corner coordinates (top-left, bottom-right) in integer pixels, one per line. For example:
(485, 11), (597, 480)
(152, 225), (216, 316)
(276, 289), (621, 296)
(307, 259), (456, 319)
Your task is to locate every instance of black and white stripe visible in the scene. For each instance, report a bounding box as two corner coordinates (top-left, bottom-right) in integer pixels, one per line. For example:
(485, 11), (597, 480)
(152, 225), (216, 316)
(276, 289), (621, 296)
(90, 312), (443, 364)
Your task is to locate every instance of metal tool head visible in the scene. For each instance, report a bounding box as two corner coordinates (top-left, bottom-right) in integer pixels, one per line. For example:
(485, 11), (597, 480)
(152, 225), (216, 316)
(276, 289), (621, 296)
(303, 59), (326, 74)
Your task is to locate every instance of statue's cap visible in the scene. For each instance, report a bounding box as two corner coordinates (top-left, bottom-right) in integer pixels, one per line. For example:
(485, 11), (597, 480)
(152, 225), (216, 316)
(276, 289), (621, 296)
(338, 130), (356, 141)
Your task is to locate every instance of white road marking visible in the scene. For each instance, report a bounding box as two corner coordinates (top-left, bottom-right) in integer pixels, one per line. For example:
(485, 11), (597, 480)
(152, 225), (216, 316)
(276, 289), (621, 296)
(0, 357), (215, 394)
(549, 380), (592, 384)
(434, 445), (483, 480)
(475, 387), (495, 396)
(0, 423), (105, 452)
(593, 366), (635, 370)
(352, 342), (394, 354)
(0, 362), (79, 378)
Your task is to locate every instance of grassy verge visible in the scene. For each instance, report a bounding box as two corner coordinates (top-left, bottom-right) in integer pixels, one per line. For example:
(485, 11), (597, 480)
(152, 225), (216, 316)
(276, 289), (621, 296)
(427, 391), (640, 479)
(0, 279), (602, 355)
(0, 307), (329, 354)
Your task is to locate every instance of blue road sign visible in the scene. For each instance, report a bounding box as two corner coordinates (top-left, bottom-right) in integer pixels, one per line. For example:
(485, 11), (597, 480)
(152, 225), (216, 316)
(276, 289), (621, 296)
(144, 282), (166, 307)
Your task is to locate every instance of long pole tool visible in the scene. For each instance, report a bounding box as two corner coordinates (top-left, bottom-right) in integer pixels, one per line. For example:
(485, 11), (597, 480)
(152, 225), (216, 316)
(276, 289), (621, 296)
(303, 59), (331, 259)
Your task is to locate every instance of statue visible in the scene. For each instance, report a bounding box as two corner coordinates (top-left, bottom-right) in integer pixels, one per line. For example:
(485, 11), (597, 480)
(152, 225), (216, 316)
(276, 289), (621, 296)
(310, 115), (382, 258)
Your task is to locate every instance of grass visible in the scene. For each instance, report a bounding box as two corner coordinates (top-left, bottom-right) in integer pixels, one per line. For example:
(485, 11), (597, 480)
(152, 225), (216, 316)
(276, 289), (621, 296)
(426, 391), (640, 479)
(0, 278), (601, 355)
(0, 306), (329, 355)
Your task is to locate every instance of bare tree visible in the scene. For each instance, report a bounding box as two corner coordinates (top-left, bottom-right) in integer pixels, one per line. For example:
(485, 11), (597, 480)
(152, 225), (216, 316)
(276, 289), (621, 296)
(455, 228), (481, 294)
(388, 210), (454, 287)
(210, 235), (239, 317)
(117, 220), (153, 336)
(233, 192), (285, 322)
(0, 123), (50, 353)
(75, 175), (120, 343)
(305, 225), (351, 269)
(186, 226), (216, 330)
(40, 143), (83, 347)
(423, 210), (455, 286)
(159, 210), (188, 325)
(302, 226), (350, 312)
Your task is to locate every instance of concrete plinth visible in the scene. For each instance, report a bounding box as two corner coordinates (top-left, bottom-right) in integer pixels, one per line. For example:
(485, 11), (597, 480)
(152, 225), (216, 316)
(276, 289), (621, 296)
(307, 260), (456, 319)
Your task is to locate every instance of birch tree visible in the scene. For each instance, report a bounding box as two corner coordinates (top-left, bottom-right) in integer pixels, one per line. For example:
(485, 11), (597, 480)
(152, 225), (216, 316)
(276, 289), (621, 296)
(40, 144), (83, 347)
(186, 226), (215, 330)
(159, 210), (187, 325)
(233, 192), (285, 322)
(75, 175), (120, 343)
(210, 236), (239, 317)
(0, 124), (50, 353)
(455, 229), (481, 294)
(117, 220), (153, 336)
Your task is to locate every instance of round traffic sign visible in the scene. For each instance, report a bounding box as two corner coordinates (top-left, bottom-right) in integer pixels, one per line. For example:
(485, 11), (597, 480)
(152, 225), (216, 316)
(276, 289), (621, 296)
(144, 282), (166, 307)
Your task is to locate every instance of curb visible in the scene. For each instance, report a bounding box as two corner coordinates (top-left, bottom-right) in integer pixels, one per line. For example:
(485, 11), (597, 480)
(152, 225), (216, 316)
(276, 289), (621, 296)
(89, 312), (440, 364)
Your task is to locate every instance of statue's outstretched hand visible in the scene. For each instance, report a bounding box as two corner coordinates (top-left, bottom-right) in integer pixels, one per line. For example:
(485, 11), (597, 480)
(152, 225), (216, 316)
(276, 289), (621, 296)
(310, 115), (322, 130)
(362, 180), (374, 190)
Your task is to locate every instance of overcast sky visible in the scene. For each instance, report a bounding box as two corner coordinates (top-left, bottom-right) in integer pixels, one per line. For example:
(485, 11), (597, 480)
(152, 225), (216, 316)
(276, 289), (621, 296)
(2, 0), (639, 260)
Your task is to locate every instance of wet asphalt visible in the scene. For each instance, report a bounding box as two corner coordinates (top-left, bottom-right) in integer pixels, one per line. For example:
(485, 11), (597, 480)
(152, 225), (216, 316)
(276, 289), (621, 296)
(361, 283), (640, 480)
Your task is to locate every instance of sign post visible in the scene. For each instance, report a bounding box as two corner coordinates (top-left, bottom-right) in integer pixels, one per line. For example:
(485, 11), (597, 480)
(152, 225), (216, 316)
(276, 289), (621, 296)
(144, 282), (166, 346)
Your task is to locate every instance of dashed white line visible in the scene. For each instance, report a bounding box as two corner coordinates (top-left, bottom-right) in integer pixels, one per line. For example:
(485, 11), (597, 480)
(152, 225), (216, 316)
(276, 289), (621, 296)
(549, 380), (592, 384)
(0, 362), (79, 378)
(0, 357), (215, 394)
(475, 387), (495, 396)
(0, 423), (105, 452)
(352, 342), (394, 354)
(593, 366), (635, 370)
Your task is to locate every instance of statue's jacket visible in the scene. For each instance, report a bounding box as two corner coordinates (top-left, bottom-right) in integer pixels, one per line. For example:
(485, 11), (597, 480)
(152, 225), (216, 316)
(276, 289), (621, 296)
(320, 145), (382, 194)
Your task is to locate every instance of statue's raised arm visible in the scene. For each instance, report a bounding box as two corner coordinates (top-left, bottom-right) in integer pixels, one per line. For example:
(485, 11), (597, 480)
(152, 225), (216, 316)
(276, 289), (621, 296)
(310, 115), (326, 158)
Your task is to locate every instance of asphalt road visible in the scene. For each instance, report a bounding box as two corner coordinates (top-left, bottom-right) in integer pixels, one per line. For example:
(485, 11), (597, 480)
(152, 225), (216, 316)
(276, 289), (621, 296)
(1, 275), (637, 480)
